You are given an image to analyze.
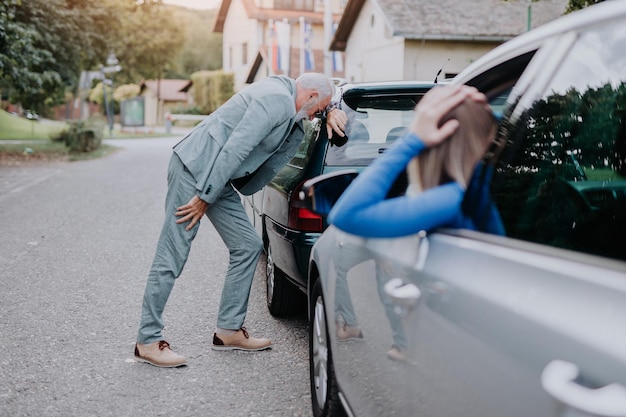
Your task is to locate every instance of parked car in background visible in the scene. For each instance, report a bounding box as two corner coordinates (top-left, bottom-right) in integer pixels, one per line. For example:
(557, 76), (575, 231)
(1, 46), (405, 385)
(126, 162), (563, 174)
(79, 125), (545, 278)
(304, 2), (626, 417)
(242, 81), (435, 316)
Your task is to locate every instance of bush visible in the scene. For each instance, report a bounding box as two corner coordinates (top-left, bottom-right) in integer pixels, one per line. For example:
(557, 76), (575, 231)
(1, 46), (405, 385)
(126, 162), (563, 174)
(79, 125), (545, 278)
(169, 104), (203, 115)
(190, 70), (235, 114)
(51, 119), (104, 152)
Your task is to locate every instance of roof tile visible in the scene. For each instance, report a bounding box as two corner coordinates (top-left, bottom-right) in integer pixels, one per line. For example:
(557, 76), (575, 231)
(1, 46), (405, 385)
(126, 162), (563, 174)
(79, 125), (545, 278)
(380, 0), (568, 39)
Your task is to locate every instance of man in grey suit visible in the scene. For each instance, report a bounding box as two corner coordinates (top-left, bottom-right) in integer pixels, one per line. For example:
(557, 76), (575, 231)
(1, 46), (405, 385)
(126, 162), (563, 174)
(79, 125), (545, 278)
(134, 73), (347, 367)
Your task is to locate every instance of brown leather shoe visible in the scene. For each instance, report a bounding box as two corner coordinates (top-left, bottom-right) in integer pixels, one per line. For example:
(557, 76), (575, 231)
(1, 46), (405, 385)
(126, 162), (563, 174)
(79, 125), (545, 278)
(135, 340), (187, 367)
(336, 323), (363, 342)
(387, 345), (406, 362)
(212, 327), (272, 351)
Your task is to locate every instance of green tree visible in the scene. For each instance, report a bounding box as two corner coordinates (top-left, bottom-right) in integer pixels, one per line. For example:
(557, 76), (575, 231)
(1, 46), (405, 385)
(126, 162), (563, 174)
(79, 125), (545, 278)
(173, 8), (222, 77)
(113, 84), (141, 102)
(98, 0), (185, 84)
(509, 0), (605, 13)
(565, 0), (605, 13)
(0, 0), (85, 113)
(1, 0), (186, 114)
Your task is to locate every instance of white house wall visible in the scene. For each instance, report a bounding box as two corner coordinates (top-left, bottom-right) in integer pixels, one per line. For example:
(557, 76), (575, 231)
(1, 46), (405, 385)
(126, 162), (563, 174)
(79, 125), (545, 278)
(342, 0), (507, 83)
(143, 90), (157, 126)
(343, 0), (404, 82)
(403, 40), (501, 82)
(222, 0), (259, 91)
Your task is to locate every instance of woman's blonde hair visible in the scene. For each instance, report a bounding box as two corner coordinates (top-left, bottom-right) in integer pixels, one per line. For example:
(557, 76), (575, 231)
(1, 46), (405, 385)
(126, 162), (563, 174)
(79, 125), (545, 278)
(407, 98), (497, 193)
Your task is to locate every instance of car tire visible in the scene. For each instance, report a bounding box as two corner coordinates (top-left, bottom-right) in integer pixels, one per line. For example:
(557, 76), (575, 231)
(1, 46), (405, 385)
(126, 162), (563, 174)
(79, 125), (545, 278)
(266, 242), (304, 316)
(309, 279), (346, 417)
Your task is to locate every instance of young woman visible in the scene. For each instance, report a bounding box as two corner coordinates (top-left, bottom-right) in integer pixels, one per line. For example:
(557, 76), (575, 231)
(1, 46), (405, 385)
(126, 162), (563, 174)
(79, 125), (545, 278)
(328, 85), (503, 238)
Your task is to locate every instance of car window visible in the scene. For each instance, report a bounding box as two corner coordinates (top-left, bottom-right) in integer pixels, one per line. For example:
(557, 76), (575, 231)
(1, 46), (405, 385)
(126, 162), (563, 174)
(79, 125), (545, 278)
(324, 96), (418, 166)
(287, 120), (319, 169)
(492, 20), (626, 261)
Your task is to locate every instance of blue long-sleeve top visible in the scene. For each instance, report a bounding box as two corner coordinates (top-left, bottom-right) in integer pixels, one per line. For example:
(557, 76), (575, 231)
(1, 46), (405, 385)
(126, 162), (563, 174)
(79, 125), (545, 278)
(328, 132), (504, 238)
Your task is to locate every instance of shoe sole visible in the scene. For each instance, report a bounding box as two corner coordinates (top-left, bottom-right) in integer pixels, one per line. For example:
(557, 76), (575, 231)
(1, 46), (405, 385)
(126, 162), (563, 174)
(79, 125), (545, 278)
(338, 333), (364, 342)
(134, 356), (188, 368)
(211, 345), (272, 351)
(338, 337), (364, 342)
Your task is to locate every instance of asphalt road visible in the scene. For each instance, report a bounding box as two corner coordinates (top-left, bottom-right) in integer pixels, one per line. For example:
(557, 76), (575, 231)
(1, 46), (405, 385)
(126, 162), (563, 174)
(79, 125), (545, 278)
(0, 137), (312, 417)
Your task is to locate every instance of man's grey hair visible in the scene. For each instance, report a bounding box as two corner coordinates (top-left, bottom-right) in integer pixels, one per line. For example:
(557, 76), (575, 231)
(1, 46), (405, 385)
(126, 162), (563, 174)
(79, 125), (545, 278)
(296, 73), (336, 101)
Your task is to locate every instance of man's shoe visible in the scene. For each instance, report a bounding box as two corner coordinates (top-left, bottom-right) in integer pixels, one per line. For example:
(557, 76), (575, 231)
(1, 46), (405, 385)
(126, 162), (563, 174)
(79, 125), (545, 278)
(134, 340), (187, 368)
(336, 323), (363, 342)
(212, 327), (272, 351)
(387, 345), (406, 362)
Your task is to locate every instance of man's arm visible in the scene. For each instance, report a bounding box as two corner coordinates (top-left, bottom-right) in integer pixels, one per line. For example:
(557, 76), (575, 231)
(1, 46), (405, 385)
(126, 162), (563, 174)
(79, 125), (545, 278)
(201, 96), (292, 204)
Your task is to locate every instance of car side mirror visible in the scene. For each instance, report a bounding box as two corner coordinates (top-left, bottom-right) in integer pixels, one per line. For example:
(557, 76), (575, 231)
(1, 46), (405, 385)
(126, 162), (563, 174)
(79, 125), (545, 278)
(299, 169), (359, 216)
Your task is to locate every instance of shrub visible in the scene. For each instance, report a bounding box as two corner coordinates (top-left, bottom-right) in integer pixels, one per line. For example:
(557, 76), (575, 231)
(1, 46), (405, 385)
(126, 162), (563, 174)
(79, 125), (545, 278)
(113, 84), (141, 102)
(190, 70), (235, 114)
(51, 119), (104, 152)
(169, 104), (203, 115)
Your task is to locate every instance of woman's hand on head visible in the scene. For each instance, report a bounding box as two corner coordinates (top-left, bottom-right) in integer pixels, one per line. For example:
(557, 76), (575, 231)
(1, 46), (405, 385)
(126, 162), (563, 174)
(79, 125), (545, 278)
(410, 85), (487, 148)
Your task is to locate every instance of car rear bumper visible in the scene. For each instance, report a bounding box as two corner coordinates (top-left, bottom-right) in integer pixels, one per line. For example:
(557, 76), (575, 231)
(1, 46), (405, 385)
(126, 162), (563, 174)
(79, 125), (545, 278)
(266, 219), (321, 291)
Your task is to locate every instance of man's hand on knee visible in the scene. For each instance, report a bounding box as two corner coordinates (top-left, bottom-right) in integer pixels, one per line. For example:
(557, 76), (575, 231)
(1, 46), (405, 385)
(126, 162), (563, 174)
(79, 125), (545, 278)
(176, 195), (209, 231)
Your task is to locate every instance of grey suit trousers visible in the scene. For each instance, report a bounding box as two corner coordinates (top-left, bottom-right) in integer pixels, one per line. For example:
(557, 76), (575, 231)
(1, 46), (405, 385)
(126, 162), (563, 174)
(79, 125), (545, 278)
(137, 153), (263, 344)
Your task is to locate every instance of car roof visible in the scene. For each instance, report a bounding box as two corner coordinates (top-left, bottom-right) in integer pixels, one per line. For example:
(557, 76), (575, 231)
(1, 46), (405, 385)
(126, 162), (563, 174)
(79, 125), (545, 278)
(340, 80), (437, 94)
(453, 1), (626, 85)
(338, 81), (437, 110)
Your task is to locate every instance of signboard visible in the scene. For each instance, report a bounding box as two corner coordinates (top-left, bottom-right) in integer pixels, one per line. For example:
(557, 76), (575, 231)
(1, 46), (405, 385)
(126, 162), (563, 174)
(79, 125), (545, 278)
(121, 97), (145, 127)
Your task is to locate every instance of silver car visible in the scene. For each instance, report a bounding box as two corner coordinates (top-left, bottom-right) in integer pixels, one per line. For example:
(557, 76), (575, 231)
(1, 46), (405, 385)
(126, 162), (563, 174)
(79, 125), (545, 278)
(304, 2), (626, 417)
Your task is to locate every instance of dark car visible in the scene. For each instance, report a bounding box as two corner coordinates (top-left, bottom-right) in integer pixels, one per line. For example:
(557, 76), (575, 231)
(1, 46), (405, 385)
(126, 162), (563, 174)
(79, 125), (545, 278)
(242, 81), (436, 316)
(303, 2), (626, 417)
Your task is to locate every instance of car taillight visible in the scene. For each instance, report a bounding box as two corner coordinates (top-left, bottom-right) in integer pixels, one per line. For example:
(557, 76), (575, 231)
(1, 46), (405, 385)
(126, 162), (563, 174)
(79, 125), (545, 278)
(288, 182), (323, 232)
(290, 207), (323, 232)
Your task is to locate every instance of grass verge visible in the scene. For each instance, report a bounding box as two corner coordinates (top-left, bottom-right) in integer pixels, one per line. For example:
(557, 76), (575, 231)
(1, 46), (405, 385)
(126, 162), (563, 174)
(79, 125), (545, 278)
(0, 108), (168, 165)
(1, 109), (170, 141)
(0, 110), (66, 140)
(0, 141), (119, 165)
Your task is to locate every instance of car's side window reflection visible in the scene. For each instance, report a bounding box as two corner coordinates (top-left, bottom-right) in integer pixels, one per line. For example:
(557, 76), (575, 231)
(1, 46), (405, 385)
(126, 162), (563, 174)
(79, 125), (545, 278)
(493, 21), (626, 261)
(287, 120), (319, 168)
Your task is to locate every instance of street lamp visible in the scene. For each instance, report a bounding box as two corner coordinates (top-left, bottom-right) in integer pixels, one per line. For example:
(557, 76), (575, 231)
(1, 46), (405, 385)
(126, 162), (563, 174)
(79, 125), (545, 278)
(100, 52), (121, 136)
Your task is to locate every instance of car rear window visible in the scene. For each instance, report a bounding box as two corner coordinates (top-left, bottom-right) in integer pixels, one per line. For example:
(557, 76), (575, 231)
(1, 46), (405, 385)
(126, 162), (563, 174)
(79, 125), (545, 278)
(324, 96), (420, 167)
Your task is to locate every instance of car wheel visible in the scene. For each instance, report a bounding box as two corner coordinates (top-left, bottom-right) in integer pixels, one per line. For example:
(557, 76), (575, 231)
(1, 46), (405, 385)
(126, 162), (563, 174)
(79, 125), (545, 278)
(265, 242), (303, 316)
(309, 279), (345, 417)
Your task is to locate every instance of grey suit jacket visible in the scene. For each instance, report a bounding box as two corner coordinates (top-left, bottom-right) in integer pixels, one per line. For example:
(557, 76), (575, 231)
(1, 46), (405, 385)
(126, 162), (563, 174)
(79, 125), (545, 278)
(173, 76), (305, 204)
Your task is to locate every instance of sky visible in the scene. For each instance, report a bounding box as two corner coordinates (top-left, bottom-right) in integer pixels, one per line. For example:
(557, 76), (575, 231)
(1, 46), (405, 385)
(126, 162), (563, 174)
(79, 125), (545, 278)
(162, 0), (220, 9)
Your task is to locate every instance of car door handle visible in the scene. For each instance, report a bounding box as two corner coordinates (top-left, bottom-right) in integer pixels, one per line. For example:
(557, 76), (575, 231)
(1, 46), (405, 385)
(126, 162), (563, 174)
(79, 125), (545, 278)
(541, 359), (626, 417)
(414, 231), (429, 271)
(384, 278), (421, 309)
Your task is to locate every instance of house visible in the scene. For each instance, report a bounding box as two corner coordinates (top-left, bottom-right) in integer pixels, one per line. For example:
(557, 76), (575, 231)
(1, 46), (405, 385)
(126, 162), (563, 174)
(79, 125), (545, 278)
(139, 79), (193, 126)
(214, 0), (346, 91)
(331, 0), (569, 82)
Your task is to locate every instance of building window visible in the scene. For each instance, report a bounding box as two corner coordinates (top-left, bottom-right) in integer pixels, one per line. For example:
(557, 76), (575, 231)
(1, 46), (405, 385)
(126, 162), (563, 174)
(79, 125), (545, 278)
(242, 42), (248, 65)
